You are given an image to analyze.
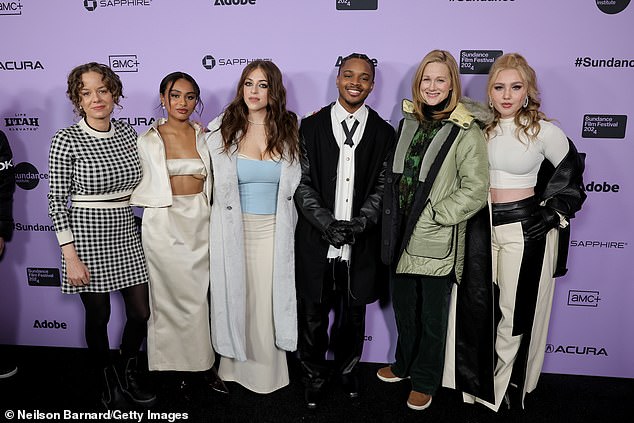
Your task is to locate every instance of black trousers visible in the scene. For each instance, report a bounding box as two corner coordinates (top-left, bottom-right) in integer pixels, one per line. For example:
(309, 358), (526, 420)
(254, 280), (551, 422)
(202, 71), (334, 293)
(297, 260), (366, 387)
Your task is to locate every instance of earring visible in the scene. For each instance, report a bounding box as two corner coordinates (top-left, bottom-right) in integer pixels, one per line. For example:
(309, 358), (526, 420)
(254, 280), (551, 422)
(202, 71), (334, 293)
(523, 96), (529, 108)
(161, 103), (165, 109)
(488, 99), (493, 109)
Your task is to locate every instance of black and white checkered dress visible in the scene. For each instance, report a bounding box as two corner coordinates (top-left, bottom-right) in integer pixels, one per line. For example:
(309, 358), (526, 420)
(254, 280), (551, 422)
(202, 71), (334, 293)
(48, 119), (149, 294)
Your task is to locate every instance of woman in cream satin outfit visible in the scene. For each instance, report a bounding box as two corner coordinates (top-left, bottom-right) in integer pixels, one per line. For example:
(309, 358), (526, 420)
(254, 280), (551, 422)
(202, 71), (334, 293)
(131, 72), (226, 396)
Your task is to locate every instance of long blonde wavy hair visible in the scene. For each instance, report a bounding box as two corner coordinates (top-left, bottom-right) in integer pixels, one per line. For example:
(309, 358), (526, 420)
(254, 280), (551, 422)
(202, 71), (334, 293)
(485, 53), (551, 141)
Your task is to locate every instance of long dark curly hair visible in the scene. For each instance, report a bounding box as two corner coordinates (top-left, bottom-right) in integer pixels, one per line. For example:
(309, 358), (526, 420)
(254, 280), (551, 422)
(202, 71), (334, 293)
(219, 60), (299, 162)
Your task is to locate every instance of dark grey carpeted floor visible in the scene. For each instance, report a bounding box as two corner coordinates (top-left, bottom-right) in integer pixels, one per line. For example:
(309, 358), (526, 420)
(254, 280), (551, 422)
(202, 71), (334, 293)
(0, 345), (632, 423)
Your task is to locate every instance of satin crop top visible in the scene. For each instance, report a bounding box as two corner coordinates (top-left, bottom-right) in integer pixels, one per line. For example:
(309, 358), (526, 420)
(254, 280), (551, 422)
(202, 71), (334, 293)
(237, 156), (281, 214)
(488, 118), (569, 189)
(166, 158), (206, 177)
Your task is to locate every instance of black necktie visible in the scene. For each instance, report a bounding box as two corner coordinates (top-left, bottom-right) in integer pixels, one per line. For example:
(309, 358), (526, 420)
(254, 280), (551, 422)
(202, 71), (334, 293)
(341, 119), (359, 147)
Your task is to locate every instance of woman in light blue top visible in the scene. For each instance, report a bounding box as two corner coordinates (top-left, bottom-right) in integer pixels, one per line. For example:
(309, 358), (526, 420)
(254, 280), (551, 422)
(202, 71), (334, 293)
(206, 60), (301, 394)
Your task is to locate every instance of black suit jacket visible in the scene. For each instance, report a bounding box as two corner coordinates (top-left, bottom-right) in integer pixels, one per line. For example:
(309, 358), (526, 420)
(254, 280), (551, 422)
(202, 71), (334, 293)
(294, 104), (396, 305)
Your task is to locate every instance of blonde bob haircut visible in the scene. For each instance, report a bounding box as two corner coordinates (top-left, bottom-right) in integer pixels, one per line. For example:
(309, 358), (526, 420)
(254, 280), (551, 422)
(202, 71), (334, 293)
(485, 52), (549, 141)
(411, 49), (461, 122)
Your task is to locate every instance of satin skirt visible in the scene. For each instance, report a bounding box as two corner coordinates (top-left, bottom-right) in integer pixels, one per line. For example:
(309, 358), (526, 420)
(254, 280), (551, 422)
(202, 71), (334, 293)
(143, 192), (214, 371)
(219, 213), (289, 394)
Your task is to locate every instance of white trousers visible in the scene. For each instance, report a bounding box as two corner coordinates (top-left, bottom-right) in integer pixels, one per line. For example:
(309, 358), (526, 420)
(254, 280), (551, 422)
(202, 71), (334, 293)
(465, 220), (558, 411)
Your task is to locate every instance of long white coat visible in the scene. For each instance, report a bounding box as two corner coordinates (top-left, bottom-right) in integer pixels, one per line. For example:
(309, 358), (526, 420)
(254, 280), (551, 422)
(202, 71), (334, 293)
(206, 115), (300, 362)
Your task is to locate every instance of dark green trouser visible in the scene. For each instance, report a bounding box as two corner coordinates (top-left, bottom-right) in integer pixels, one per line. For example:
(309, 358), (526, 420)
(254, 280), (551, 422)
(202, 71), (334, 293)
(390, 272), (452, 395)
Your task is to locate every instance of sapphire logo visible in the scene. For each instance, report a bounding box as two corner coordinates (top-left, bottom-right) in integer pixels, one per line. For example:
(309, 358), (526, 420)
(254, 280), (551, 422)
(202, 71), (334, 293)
(4, 113), (39, 132)
(0, 60), (44, 71)
(14, 162), (48, 190)
(571, 240), (628, 249)
(202, 55), (216, 70)
(109, 54), (140, 73)
(0, 1), (23, 15)
(567, 290), (601, 307)
(27, 268), (61, 287)
(83, 0), (97, 11)
(84, 0), (152, 11)
(596, 0), (630, 14)
(336, 0), (378, 10)
(202, 55), (271, 70)
(545, 344), (608, 356)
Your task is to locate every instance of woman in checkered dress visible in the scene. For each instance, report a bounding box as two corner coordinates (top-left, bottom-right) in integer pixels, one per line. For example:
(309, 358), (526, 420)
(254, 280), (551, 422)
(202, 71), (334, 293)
(48, 62), (155, 409)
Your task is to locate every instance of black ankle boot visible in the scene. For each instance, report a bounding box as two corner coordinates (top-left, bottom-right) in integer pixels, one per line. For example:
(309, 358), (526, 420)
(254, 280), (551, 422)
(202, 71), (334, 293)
(101, 366), (128, 410)
(118, 356), (157, 407)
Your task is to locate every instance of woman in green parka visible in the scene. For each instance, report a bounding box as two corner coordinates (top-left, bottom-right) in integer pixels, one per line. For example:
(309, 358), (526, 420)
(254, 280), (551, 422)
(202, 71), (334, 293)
(377, 50), (491, 411)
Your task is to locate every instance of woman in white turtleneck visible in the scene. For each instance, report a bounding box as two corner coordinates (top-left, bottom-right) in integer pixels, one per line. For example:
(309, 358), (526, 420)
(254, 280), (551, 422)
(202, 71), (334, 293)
(468, 52), (585, 412)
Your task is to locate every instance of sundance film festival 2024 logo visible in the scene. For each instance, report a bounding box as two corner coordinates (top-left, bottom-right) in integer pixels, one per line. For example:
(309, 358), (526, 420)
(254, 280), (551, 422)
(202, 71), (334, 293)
(460, 50), (503, 74)
(336, 0), (377, 10)
(582, 114), (627, 138)
(27, 268), (61, 287)
(84, 0), (152, 12)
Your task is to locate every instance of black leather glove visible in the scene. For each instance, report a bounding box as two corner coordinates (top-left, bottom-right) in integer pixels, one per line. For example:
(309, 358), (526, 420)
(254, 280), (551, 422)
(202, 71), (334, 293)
(338, 217), (366, 245)
(322, 221), (349, 248)
(524, 207), (560, 240)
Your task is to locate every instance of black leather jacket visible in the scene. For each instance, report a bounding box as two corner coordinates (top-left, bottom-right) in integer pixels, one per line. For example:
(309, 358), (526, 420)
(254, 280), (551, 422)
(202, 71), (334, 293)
(0, 130), (15, 241)
(535, 138), (587, 276)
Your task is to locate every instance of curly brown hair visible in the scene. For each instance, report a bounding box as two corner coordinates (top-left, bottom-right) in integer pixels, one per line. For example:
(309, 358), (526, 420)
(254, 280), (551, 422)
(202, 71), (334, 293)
(66, 62), (123, 118)
(485, 53), (550, 142)
(219, 60), (299, 162)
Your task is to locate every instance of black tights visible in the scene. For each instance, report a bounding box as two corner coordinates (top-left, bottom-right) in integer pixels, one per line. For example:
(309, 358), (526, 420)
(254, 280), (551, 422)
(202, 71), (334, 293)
(79, 283), (150, 368)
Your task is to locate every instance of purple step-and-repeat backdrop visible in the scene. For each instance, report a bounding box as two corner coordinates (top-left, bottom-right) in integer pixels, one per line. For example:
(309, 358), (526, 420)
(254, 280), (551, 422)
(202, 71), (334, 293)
(1, 1), (632, 379)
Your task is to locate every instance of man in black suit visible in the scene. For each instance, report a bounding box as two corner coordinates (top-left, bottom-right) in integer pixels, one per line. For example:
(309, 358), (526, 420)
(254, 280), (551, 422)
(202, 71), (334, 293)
(294, 53), (395, 409)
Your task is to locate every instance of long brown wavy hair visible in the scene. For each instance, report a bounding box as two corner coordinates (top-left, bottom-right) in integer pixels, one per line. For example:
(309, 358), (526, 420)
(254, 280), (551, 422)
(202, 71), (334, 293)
(220, 60), (299, 162)
(485, 53), (550, 141)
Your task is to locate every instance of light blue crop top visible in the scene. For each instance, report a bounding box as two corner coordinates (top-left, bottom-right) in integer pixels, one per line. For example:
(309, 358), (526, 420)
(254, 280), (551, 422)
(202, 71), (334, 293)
(237, 156), (281, 214)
